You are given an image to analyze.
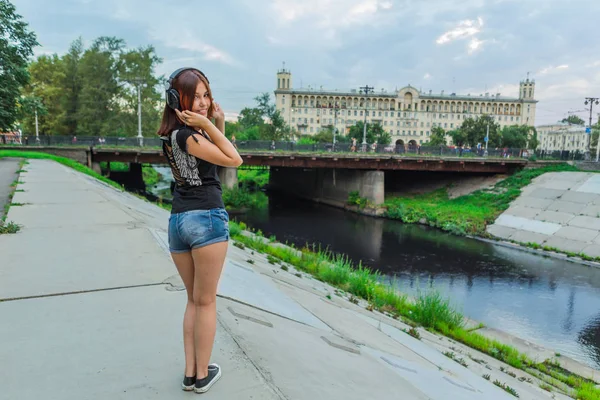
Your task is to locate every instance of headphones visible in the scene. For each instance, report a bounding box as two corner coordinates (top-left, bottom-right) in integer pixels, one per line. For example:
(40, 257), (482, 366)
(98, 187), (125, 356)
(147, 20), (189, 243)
(165, 67), (210, 111)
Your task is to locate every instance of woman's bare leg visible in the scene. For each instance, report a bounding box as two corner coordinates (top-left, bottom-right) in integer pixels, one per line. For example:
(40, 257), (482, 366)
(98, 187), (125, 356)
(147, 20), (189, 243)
(171, 251), (196, 377)
(191, 241), (228, 379)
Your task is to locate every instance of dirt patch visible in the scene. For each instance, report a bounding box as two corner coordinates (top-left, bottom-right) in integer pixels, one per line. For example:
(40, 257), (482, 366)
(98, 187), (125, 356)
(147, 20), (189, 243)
(447, 174), (508, 198)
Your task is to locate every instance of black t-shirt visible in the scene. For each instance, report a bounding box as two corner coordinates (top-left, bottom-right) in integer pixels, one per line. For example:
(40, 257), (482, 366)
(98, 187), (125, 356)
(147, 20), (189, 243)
(162, 126), (224, 214)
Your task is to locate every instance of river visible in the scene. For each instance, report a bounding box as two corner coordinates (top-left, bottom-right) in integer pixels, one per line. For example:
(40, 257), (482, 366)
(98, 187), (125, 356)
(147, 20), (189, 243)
(149, 166), (600, 370)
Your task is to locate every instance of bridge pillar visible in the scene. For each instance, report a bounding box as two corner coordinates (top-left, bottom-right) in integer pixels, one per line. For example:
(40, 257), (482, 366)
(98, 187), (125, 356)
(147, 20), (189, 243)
(218, 167), (238, 190)
(269, 168), (385, 207)
(91, 162), (102, 175)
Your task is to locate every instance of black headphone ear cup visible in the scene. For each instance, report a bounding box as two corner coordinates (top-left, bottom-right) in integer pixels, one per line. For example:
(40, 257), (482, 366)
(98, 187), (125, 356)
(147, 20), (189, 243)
(166, 89), (180, 111)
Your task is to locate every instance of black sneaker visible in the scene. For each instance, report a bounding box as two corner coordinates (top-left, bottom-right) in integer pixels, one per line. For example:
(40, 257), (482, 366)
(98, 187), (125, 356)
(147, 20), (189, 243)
(182, 364), (218, 391)
(194, 364), (222, 393)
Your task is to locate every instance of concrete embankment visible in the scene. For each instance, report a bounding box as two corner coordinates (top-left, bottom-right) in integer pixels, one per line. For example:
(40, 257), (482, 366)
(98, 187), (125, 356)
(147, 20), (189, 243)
(487, 172), (600, 260)
(0, 159), (594, 399)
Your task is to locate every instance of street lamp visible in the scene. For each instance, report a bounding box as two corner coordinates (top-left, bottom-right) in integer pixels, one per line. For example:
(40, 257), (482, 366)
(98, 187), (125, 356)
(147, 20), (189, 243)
(584, 97), (599, 161)
(131, 77), (145, 147)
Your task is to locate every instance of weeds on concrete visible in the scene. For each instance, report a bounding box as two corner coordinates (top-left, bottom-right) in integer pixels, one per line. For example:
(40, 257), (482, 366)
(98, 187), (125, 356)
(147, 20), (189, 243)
(227, 221), (600, 399)
(383, 164), (579, 236)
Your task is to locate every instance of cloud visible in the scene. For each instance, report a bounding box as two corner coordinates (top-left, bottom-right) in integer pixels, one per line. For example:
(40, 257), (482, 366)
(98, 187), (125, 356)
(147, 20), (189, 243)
(423, 73), (432, 80)
(436, 17), (483, 45)
(467, 37), (484, 54)
(538, 65), (569, 75)
(147, 28), (238, 67)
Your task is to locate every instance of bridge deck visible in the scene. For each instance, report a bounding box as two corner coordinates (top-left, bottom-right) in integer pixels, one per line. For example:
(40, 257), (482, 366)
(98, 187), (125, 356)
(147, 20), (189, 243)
(91, 148), (526, 173)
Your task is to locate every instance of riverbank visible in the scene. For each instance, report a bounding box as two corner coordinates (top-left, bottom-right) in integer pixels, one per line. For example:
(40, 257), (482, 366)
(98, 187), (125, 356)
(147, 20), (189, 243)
(3, 157), (567, 400)
(228, 221), (600, 399)
(3, 157), (598, 399)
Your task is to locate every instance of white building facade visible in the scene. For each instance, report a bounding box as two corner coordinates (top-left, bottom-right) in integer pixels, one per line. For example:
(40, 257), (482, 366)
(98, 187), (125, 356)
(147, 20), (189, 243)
(274, 68), (538, 146)
(537, 122), (589, 152)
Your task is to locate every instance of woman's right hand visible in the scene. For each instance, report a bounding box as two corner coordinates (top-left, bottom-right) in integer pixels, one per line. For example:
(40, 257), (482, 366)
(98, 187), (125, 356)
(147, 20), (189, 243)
(176, 109), (212, 131)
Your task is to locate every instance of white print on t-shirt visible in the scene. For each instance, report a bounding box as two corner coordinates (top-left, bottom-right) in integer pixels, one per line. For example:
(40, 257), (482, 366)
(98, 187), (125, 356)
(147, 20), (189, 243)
(171, 130), (202, 186)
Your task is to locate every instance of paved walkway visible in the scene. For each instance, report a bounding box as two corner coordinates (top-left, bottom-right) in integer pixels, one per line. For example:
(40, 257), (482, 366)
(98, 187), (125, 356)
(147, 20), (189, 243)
(0, 160), (573, 399)
(487, 172), (600, 258)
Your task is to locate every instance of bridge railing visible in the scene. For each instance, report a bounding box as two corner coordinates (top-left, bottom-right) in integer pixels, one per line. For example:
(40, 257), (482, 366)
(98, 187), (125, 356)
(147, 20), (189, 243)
(1, 134), (533, 159)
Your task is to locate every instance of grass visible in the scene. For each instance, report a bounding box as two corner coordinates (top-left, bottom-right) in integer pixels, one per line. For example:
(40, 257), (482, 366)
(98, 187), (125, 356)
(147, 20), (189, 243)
(0, 159), (29, 234)
(222, 187), (268, 212)
(227, 221), (600, 398)
(383, 164), (579, 236)
(238, 169), (269, 189)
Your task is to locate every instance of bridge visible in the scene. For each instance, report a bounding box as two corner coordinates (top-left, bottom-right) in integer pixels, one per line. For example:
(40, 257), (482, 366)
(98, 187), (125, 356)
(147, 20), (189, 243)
(2, 143), (528, 207)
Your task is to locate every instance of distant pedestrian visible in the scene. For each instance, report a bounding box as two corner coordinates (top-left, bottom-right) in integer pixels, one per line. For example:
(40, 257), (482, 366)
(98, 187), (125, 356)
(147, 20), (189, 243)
(351, 137), (357, 152)
(231, 134), (237, 149)
(157, 67), (242, 394)
(72, 135), (77, 144)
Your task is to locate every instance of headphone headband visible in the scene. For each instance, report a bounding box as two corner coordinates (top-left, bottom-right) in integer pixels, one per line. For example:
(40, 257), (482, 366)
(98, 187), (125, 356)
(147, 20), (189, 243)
(167, 67), (210, 89)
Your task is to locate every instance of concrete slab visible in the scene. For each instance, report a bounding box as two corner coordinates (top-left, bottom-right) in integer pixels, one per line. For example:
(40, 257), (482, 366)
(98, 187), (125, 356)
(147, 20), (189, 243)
(12, 185), (108, 205)
(511, 197), (554, 210)
(0, 225), (173, 300)
(486, 224), (517, 239)
(0, 286), (280, 400)
(538, 179), (579, 191)
(534, 210), (575, 224)
(528, 188), (565, 200)
(218, 260), (331, 331)
(217, 298), (432, 400)
(544, 236), (589, 254)
(554, 226), (598, 242)
(581, 204), (600, 218)
(569, 215), (600, 231)
(509, 230), (550, 245)
(494, 215), (562, 235)
(583, 245), (600, 258)
(273, 280), (429, 364)
(504, 206), (540, 219)
(363, 348), (513, 400)
(6, 202), (136, 228)
(577, 182), (600, 195)
(560, 191), (600, 205)
(547, 200), (587, 214)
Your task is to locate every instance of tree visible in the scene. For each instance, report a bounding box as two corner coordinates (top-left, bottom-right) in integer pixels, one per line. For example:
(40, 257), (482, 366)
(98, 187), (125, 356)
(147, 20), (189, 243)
(0, 0), (39, 131)
(428, 126), (447, 146)
(347, 121), (391, 145)
(60, 37), (84, 135)
(76, 37), (124, 136)
(238, 107), (264, 129)
(500, 125), (529, 148)
(562, 115), (585, 126)
(21, 54), (66, 135)
(459, 115), (501, 147)
(448, 129), (468, 147)
(528, 127), (539, 150)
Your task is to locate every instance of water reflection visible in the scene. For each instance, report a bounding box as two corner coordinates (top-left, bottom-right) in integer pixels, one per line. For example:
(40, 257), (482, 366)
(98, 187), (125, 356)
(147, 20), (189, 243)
(238, 192), (600, 369)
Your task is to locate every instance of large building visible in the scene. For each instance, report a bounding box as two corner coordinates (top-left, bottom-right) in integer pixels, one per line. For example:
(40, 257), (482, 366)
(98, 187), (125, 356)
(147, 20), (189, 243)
(274, 68), (538, 146)
(537, 122), (589, 152)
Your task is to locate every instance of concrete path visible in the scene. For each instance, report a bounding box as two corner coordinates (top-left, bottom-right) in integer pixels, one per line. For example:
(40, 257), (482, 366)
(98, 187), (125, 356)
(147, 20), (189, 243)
(0, 158), (20, 220)
(487, 172), (600, 258)
(0, 160), (571, 400)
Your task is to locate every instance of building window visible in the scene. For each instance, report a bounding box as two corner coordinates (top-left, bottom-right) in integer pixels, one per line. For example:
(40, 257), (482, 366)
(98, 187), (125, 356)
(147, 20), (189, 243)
(384, 121), (388, 126)
(354, 110), (357, 116)
(529, 89), (532, 97)
(402, 130), (405, 134)
(397, 121), (400, 126)
(310, 118), (314, 123)
(511, 116), (514, 121)
(360, 111), (363, 116)
(292, 118), (295, 123)
(391, 111), (395, 117)
(427, 122), (430, 127)
(310, 127), (313, 132)
(379, 111), (382, 117)
(450, 123), (454, 128)
(444, 123), (448, 128)
(304, 109), (308, 114)
(426, 131), (430, 136)
(385, 111), (388, 117)
(420, 122), (424, 127)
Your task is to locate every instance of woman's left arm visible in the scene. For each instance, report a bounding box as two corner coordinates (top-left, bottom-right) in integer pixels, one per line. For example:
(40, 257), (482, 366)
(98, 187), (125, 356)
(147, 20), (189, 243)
(213, 101), (225, 135)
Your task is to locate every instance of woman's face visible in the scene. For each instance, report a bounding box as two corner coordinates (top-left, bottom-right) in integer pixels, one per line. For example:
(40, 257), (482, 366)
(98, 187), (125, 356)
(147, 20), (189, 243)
(192, 81), (211, 116)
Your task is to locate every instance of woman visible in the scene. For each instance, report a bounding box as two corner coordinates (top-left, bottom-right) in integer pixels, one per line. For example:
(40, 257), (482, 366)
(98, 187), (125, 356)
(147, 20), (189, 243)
(157, 68), (243, 393)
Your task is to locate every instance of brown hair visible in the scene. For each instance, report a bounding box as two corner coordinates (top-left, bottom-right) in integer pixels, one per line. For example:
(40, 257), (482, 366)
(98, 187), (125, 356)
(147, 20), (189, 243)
(157, 69), (214, 136)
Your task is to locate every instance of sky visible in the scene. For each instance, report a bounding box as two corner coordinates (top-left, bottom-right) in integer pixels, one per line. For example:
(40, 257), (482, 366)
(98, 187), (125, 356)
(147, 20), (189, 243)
(11, 0), (600, 125)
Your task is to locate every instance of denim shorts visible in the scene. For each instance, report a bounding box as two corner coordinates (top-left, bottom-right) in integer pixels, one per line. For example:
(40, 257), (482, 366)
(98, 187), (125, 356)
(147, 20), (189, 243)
(168, 208), (229, 253)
